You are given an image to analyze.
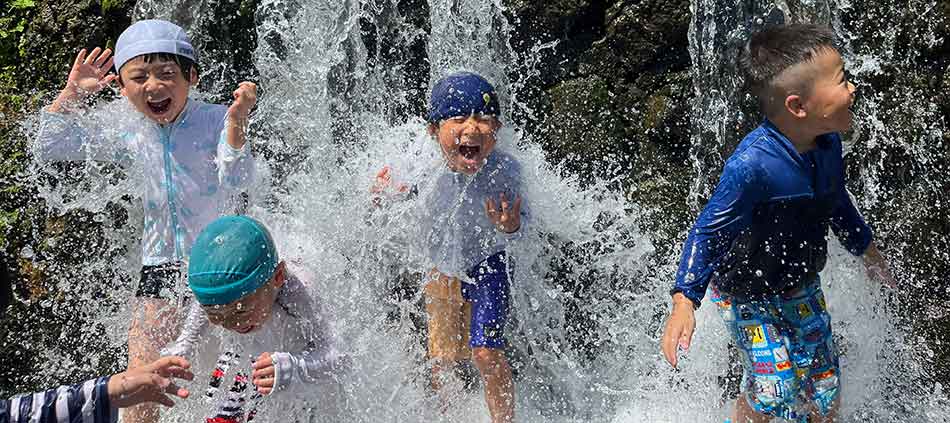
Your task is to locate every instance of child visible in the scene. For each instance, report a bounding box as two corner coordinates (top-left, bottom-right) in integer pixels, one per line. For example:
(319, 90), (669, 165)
(373, 72), (526, 423)
(162, 215), (346, 422)
(33, 19), (257, 420)
(660, 24), (896, 422)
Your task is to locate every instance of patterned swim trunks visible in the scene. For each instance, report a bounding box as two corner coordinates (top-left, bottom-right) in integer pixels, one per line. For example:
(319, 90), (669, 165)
(710, 280), (839, 421)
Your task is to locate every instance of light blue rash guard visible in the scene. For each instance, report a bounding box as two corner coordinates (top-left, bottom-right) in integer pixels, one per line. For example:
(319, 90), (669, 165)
(34, 98), (255, 267)
(673, 120), (872, 307)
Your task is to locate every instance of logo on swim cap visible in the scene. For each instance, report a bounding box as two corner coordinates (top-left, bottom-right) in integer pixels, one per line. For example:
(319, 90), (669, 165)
(483, 92), (491, 107)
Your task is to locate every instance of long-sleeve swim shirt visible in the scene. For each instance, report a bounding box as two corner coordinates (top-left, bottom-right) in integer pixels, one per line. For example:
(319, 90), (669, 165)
(418, 150), (529, 280)
(672, 120), (873, 307)
(162, 264), (347, 418)
(34, 98), (255, 267)
(1, 377), (114, 423)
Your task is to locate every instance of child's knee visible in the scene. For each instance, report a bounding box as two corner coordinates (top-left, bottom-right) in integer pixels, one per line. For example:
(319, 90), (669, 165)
(471, 347), (506, 372)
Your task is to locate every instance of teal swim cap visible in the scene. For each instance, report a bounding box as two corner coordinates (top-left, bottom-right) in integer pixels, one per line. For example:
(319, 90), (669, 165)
(188, 215), (279, 305)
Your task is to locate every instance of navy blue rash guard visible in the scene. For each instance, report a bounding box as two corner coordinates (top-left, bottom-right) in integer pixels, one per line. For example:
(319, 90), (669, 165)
(673, 120), (873, 307)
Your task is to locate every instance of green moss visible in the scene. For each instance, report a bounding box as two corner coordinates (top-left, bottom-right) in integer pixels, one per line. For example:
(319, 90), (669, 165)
(100, 0), (121, 13)
(641, 93), (670, 133)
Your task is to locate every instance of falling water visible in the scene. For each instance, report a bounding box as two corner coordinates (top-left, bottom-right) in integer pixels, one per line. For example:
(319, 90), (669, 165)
(686, 0), (950, 421)
(15, 0), (950, 421)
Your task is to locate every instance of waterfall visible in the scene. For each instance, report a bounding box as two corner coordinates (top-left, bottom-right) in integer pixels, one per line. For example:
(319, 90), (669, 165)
(15, 0), (949, 421)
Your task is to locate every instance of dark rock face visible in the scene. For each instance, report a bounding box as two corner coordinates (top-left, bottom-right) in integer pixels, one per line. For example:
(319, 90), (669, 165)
(0, 0), (948, 401)
(836, 0), (950, 384)
(0, 0), (136, 396)
(508, 0), (694, 252)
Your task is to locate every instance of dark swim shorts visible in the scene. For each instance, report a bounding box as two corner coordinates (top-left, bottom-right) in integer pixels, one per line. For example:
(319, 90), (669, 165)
(461, 251), (511, 350)
(135, 262), (184, 299)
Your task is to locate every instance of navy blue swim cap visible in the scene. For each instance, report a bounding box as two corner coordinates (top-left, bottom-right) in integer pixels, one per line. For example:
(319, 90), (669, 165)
(428, 72), (501, 123)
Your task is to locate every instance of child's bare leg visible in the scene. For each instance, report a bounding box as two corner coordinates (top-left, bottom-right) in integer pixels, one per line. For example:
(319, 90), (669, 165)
(472, 347), (514, 423)
(732, 394), (773, 423)
(124, 298), (181, 423)
(424, 274), (469, 412)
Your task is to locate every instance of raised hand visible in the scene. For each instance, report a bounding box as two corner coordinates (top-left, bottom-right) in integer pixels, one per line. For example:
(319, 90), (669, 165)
(225, 81), (258, 149)
(50, 48), (117, 113)
(371, 166), (411, 207)
(107, 356), (193, 408)
(68, 48), (117, 97)
(485, 193), (522, 233)
(227, 81), (258, 123)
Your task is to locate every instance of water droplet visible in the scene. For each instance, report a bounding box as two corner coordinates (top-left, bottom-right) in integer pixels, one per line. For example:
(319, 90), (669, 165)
(20, 246), (34, 259)
(755, 269), (763, 277)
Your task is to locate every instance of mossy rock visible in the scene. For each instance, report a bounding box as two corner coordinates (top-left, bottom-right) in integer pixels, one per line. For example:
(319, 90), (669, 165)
(538, 75), (630, 181)
(581, 0), (690, 78)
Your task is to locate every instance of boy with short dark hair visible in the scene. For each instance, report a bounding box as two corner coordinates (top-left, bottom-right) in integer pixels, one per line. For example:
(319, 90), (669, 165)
(660, 24), (895, 423)
(163, 215), (346, 422)
(373, 72), (526, 423)
(34, 19), (257, 422)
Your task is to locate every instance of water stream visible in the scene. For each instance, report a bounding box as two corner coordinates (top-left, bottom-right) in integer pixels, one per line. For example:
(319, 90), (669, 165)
(16, 0), (950, 421)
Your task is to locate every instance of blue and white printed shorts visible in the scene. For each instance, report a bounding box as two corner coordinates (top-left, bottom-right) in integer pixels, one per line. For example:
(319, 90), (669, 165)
(711, 280), (839, 421)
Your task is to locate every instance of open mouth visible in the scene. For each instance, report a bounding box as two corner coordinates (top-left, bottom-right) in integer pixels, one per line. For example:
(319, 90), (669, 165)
(147, 98), (172, 115)
(458, 144), (481, 160)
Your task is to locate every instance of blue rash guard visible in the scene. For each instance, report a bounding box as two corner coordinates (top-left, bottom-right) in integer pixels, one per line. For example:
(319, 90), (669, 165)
(673, 120), (873, 307)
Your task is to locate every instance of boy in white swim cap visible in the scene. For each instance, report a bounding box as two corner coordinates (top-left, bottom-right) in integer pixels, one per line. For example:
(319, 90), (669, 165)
(35, 19), (259, 423)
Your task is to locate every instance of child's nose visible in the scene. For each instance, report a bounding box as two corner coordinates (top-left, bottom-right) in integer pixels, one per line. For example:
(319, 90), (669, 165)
(143, 76), (163, 94)
(460, 115), (482, 132)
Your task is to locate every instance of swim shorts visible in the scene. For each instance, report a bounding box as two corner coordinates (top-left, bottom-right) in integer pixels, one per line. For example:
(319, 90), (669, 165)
(460, 251), (510, 349)
(136, 262), (184, 299)
(710, 280), (839, 421)
(424, 251), (511, 360)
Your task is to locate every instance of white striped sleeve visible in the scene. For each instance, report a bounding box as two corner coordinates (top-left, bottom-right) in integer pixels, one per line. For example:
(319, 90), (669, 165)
(80, 380), (95, 423)
(27, 392), (44, 423)
(9, 396), (21, 422)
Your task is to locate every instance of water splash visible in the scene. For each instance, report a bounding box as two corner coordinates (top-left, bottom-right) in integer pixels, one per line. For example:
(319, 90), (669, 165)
(686, 0), (949, 421)
(16, 0), (949, 421)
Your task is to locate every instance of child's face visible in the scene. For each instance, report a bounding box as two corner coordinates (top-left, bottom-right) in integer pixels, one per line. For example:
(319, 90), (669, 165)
(800, 48), (856, 134)
(429, 114), (501, 175)
(118, 57), (196, 125)
(201, 263), (285, 334)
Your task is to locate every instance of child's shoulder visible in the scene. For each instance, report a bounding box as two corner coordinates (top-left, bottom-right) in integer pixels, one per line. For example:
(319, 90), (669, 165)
(722, 128), (776, 183)
(278, 260), (320, 305)
(187, 99), (229, 124)
(487, 150), (523, 176)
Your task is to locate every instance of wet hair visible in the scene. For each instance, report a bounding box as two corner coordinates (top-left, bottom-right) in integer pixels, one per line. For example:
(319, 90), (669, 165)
(739, 24), (837, 117)
(118, 52), (199, 83)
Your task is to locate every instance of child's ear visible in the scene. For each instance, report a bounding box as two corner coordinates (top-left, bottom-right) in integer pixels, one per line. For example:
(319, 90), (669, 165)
(117, 77), (127, 97)
(272, 261), (287, 288)
(784, 94), (807, 119)
(188, 68), (199, 86)
(427, 123), (439, 137)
